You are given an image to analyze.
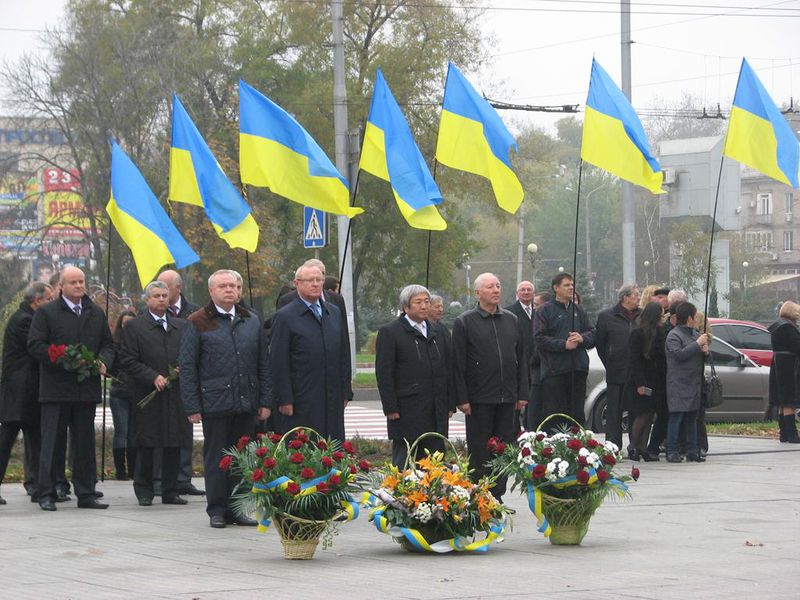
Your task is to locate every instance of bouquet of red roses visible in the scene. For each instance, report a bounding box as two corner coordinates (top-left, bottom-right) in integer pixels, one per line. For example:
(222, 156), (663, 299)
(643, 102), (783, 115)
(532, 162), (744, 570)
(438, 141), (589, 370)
(48, 343), (104, 382)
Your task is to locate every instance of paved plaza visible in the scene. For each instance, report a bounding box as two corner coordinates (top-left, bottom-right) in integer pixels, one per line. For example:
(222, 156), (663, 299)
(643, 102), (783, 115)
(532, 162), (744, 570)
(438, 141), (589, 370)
(0, 435), (798, 599)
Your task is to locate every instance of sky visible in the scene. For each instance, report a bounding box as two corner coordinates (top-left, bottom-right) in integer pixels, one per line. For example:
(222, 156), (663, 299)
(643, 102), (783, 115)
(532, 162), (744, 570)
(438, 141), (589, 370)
(1, 0), (798, 135)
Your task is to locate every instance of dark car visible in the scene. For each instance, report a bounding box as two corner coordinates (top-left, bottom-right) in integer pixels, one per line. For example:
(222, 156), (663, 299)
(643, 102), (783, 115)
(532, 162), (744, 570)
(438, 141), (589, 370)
(708, 318), (773, 367)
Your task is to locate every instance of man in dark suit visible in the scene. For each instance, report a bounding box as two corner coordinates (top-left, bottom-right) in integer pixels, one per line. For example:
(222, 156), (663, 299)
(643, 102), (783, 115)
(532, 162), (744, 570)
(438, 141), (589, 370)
(0, 282), (53, 504)
(376, 285), (451, 468)
(505, 281), (535, 433)
(28, 267), (114, 511)
(157, 269), (203, 496)
(120, 281), (189, 506)
(270, 263), (351, 440)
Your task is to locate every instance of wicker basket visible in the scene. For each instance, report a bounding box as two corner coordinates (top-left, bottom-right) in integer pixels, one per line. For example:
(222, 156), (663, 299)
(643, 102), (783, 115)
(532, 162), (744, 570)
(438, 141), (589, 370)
(273, 513), (329, 560)
(540, 487), (607, 545)
(395, 526), (452, 553)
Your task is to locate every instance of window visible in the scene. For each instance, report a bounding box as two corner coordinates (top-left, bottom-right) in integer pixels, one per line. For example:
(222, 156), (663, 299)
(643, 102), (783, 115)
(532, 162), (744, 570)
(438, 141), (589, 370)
(735, 326), (773, 351)
(786, 193), (794, 215)
(745, 230), (773, 251)
(785, 230), (794, 251)
(710, 338), (743, 368)
(757, 193), (772, 215)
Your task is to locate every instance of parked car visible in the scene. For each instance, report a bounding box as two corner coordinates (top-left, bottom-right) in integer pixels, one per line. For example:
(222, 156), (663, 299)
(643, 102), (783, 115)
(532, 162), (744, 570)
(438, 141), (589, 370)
(584, 336), (770, 433)
(708, 318), (773, 367)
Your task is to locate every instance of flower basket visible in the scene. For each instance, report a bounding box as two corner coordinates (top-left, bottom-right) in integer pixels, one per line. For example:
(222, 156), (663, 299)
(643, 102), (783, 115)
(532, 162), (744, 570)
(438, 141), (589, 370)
(359, 433), (510, 554)
(273, 513), (329, 560)
(490, 414), (639, 546)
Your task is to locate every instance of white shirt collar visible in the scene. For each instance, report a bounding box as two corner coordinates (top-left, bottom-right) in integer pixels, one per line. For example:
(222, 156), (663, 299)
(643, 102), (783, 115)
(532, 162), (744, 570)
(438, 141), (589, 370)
(213, 303), (236, 318)
(404, 314), (427, 337)
(149, 311), (168, 328)
(173, 296), (182, 311)
(63, 296), (81, 311)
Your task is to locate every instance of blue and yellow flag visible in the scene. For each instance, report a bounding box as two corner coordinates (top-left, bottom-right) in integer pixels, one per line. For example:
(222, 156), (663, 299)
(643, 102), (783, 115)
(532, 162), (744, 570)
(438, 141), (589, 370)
(581, 59), (664, 195)
(436, 63), (524, 214)
(169, 94), (259, 251)
(724, 58), (799, 189)
(360, 69), (446, 230)
(107, 141), (199, 288)
(239, 80), (363, 218)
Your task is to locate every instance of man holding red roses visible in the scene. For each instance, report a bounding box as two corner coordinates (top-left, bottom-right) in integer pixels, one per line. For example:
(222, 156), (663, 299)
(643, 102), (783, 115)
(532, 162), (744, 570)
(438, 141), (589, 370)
(28, 267), (114, 511)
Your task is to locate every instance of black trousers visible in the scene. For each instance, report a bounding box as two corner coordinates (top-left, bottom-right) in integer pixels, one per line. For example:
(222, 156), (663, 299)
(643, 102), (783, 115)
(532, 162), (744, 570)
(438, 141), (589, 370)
(135, 446), (179, 501)
(540, 372), (588, 430)
(466, 403), (515, 499)
(391, 436), (445, 469)
(202, 413), (255, 518)
(38, 403), (97, 502)
(152, 420), (194, 490)
(604, 383), (625, 449)
(0, 421), (41, 493)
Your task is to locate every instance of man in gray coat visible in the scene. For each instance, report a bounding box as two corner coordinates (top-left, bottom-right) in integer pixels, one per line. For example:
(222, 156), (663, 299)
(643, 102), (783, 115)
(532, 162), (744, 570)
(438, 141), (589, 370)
(665, 302), (709, 463)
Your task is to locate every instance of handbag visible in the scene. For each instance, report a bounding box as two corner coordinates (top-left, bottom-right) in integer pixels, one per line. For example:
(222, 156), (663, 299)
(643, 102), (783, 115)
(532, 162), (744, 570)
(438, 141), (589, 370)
(703, 358), (724, 408)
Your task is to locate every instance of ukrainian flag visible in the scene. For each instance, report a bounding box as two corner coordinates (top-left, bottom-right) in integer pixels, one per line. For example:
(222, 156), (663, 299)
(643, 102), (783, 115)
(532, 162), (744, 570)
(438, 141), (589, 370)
(169, 94), (259, 252)
(360, 69), (446, 230)
(581, 59), (664, 195)
(724, 58), (799, 189)
(436, 63), (523, 214)
(107, 141), (199, 288)
(239, 80), (363, 218)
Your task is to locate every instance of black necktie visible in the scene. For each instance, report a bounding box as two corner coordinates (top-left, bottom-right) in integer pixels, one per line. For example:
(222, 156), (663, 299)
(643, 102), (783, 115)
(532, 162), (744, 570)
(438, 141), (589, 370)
(73, 305), (81, 317)
(156, 318), (166, 331)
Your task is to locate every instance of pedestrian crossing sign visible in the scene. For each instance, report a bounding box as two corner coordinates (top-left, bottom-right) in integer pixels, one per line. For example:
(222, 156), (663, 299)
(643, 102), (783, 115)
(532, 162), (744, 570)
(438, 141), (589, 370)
(303, 207), (326, 248)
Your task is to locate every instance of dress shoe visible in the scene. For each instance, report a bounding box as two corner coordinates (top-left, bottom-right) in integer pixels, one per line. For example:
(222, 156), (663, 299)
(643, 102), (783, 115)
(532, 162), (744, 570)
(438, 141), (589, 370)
(56, 490), (72, 502)
(77, 498), (109, 509)
(162, 496), (188, 505)
(209, 515), (227, 528)
(0, 495), (6, 505)
(94, 490), (104, 499)
(225, 514), (258, 526)
(39, 499), (57, 511)
(626, 445), (640, 461)
(179, 483), (206, 496)
(666, 453), (683, 463)
(686, 454), (706, 463)
(138, 498), (153, 506)
(640, 449), (660, 462)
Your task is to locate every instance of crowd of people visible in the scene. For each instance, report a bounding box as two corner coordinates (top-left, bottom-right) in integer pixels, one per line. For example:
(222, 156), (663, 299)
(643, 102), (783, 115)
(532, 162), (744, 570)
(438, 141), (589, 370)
(0, 262), (797, 522)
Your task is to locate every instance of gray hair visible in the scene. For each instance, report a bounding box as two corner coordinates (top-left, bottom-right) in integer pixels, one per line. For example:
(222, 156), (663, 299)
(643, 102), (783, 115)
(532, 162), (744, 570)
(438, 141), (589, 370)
(303, 258), (326, 275)
(399, 284), (430, 308)
(295, 263), (323, 280)
(668, 288), (688, 303)
(230, 270), (243, 286)
(24, 282), (52, 304)
(617, 283), (639, 302)
(208, 269), (239, 288)
(144, 280), (169, 297)
(429, 294), (444, 306)
(473, 272), (498, 292)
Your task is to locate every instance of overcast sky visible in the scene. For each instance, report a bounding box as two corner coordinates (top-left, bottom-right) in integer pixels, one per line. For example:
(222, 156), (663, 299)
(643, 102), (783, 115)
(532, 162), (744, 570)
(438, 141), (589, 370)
(1, 0), (798, 134)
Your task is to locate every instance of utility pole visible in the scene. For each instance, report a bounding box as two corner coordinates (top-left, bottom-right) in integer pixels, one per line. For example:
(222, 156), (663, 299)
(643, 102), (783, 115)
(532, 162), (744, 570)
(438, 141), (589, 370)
(516, 201), (525, 285)
(331, 0), (356, 376)
(621, 0), (636, 284)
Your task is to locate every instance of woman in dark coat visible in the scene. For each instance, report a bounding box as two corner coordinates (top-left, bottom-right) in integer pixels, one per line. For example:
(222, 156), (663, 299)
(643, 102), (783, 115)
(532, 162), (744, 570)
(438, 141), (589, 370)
(626, 302), (665, 461)
(109, 311), (137, 480)
(768, 301), (800, 443)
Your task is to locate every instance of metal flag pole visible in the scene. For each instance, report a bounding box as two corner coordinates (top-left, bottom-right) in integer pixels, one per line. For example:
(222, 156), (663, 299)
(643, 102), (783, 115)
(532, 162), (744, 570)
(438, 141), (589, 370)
(703, 157), (726, 332)
(338, 170), (362, 285)
(100, 227), (112, 482)
(239, 183), (255, 306)
(568, 159), (585, 420)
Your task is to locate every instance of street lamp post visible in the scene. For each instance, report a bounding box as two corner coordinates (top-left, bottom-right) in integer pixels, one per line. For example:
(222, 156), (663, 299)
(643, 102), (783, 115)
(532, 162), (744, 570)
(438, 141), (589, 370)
(465, 264), (472, 299)
(527, 243), (539, 290)
(742, 261), (749, 301)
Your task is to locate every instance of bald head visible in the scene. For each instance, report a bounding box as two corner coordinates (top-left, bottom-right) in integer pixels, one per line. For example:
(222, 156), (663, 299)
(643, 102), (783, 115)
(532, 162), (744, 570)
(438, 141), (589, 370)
(60, 267), (86, 303)
(157, 269), (183, 304)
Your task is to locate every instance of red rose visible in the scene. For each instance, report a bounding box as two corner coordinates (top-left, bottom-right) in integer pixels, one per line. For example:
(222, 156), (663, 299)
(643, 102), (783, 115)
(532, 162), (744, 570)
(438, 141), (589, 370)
(332, 451), (345, 461)
(601, 454), (616, 466)
(569, 426), (581, 434)
(631, 466), (640, 481)
(235, 436), (250, 451)
(587, 438), (599, 448)
(251, 468), (266, 482)
(300, 467), (315, 479)
(316, 440), (328, 450)
(576, 469), (590, 484)
(288, 440), (303, 449)
(321, 456), (333, 468)
(597, 469), (610, 482)
(289, 452), (304, 464)
(521, 447), (531, 457)
(256, 432), (267, 439)
(535, 433), (546, 441)
(542, 447), (554, 458)
(495, 442), (506, 454)
(532, 464), (546, 479)
(295, 431), (309, 443)
(286, 482), (301, 495)
(262, 457), (277, 469)
(219, 455), (233, 471)
(359, 459), (371, 472)
(349, 465), (357, 474)
(269, 433), (282, 444)
(255, 447), (268, 458)
(48, 344), (62, 364)
(342, 441), (355, 454)
(316, 482), (329, 493)
(577, 455), (588, 466)
(567, 439), (583, 451)
(329, 474), (341, 485)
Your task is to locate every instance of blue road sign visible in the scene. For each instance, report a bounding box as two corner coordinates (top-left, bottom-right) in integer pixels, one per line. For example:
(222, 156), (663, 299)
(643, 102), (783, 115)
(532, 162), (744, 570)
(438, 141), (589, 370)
(303, 207), (326, 249)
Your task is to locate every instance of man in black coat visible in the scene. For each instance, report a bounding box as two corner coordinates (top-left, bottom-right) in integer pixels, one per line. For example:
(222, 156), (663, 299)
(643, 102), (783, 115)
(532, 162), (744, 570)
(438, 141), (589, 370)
(0, 282), (53, 504)
(157, 269), (203, 496)
(452, 273), (528, 499)
(376, 285), (451, 468)
(270, 264), (351, 441)
(180, 269), (271, 528)
(595, 284), (641, 449)
(120, 281), (189, 506)
(504, 280), (535, 433)
(28, 267), (114, 511)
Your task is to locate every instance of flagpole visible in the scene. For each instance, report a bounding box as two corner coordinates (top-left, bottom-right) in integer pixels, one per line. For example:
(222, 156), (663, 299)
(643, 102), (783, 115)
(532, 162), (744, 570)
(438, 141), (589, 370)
(425, 160), (440, 288)
(338, 170), (362, 286)
(703, 157), (726, 330)
(568, 159), (584, 424)
(239, 183), (255, 306)
(100, 227), (112, 483)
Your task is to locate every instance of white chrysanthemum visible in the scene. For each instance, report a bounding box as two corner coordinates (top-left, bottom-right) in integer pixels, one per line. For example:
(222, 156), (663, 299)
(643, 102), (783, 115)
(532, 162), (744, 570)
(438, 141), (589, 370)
(546, 458), (561, 473)
(451, 486), (470, 500)
(587, 452), (601, 467)
(415, 502), (433, 523)
(578, 447), (590, 457)
(604, 441), (619, 453)
(405, 472), (420, 483)
(518, 431), (538, 443)
(557, 461), (568, 477)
